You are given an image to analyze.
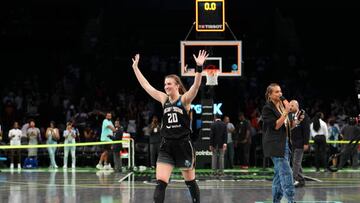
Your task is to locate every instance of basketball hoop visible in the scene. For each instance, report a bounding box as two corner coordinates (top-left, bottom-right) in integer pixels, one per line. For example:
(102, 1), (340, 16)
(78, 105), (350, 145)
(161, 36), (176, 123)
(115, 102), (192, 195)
(205, 69), (218, 86)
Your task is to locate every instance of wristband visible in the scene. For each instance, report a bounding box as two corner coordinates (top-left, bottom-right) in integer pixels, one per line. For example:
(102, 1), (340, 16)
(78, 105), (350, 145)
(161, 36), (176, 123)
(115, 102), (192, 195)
(195, 65), (203, 73)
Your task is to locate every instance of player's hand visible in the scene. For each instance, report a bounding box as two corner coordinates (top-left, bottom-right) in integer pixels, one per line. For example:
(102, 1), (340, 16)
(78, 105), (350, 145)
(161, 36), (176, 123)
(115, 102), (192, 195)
(132, 54), (140, 69)
(193, 50), (209, 66)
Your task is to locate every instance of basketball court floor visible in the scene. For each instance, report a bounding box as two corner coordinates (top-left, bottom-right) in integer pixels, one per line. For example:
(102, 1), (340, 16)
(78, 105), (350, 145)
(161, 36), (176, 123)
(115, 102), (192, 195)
(0, 168), (359, 203)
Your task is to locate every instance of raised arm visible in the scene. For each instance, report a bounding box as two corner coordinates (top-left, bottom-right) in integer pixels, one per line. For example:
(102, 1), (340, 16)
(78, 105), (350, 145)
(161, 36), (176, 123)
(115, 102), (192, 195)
(132, 54), (167, 104)
(182, 50), (209, 105)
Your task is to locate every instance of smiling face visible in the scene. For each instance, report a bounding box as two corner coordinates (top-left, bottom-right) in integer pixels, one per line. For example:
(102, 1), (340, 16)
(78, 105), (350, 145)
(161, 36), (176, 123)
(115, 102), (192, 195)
(268, 85), (282, 103)
(164, 77), (179, 96)
(289, 100), (299, 113)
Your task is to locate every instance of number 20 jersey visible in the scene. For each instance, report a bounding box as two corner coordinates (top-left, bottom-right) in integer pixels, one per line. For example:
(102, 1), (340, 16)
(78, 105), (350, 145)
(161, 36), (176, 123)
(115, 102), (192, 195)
(161, 97), (191, 139)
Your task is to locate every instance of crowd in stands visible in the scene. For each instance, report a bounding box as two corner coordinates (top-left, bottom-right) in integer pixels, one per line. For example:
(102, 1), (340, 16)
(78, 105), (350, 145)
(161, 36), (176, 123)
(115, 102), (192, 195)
(0, 59), (359, 170)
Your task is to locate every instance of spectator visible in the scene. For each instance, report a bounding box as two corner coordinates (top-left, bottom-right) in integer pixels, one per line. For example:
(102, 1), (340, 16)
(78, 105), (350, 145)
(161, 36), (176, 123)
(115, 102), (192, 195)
(8, 121), (23, 169)
(223, 116), (235, 169)
(235, 112), (251, 169)
(328, 117), (341, 168)
(210, 114), (227, 175)
(63, 121), (77, 169)
(149, 115), (161, 168)
(289, 100), (310, 188)
(338, 117), (360, 169)
(112, 119), (123, 172)
(27, 119), (40, 159)
(310, 112), (329, 172)
(96, 112), (115, 170)
(46, 121), (60, 169)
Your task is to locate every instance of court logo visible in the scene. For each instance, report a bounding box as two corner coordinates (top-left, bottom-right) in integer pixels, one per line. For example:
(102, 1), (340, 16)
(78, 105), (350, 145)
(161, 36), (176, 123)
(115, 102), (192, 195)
(196, 150), (212, 156)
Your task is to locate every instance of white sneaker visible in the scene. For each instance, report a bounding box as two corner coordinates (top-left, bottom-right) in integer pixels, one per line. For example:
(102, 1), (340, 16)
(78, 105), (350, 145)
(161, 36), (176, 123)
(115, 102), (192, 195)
(49, 165), (57, 169)
(96, 171), (104, 177)
(10, 163), (14, 169)
(103, 170), (113, 176)
(96, 163), (103, 170)
(17, 163), (21, 169)
(63, 165), (68, 169)
(72, 165), (76, 169)
(103, 164), (113, 170)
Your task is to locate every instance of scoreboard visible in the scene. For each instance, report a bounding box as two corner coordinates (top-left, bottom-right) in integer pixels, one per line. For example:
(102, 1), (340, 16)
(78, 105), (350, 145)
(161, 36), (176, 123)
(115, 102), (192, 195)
(196, 0), (225, 32)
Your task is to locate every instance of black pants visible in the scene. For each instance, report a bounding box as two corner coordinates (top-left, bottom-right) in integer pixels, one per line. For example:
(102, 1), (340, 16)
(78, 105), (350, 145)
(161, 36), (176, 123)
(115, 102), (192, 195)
(10, 149), (21, 164)
(313, 135), (327, 170)
(238, 142), (251, 166)
(339, 146), (359, 169)
(224, 142), (234, 169)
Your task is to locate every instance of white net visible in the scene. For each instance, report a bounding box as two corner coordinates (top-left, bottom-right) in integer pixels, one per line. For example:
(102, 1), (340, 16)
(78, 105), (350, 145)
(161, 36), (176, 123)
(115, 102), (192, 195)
(205, 70), (218, 86)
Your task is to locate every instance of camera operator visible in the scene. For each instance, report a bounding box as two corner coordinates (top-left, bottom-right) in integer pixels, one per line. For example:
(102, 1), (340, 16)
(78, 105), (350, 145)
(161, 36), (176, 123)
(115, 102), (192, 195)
(338, 117), (360, 169)
(289, 100), (310, 188)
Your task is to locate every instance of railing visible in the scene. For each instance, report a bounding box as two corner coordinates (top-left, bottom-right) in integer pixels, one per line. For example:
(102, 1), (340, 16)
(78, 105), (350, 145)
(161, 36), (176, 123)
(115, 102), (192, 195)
(0, 139), (135, 169)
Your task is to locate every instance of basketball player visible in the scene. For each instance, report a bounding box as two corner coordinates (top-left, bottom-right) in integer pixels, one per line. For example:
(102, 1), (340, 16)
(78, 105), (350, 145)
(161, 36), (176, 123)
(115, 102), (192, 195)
(131, 50), (208, 203)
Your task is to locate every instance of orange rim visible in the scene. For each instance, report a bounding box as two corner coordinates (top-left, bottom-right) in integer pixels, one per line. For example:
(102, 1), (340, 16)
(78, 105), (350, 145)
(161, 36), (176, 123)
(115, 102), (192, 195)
(204, 69), (219, 75)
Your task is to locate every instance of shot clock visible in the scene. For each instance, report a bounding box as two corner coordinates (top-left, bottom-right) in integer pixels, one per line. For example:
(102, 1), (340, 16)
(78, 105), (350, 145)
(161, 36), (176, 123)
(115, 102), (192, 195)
(196, 0), (225, 32)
